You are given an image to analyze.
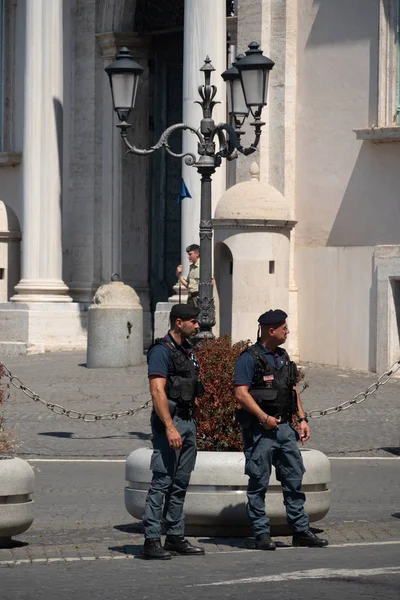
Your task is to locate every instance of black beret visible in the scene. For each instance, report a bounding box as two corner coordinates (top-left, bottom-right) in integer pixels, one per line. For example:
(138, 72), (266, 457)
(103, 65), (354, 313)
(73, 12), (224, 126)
(186, 244), (200, 253)
(258, 309), (288, 326)
(170, 303), (200, 320)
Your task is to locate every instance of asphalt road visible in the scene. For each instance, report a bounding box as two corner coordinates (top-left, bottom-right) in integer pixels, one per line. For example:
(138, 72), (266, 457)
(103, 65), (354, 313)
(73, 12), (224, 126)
(25, 459), (400, 533)
(1, 542), (399, 600)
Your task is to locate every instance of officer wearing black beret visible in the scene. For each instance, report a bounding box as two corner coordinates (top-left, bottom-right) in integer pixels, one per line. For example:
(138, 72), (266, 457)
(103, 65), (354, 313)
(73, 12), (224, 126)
(234, 309), (328, 550)
(142, 304), (205, 559)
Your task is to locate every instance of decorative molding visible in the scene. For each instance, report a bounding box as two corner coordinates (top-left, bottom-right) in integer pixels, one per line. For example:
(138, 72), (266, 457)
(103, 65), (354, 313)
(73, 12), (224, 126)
(0, 152), (22, 167)
(0, 231), (21, 240)
(95, 31), (150, 59)
(354, 126), (400, 143)
(212, 218), (297, 230)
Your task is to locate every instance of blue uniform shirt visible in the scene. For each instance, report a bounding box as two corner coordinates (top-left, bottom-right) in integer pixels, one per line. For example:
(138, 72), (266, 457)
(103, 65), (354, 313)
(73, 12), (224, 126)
(234, 342), (286, 387)
(147, 333), (196, 378)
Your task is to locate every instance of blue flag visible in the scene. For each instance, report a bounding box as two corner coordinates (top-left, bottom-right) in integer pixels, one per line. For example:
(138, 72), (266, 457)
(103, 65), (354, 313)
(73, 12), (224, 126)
(177, 179), (192, 204)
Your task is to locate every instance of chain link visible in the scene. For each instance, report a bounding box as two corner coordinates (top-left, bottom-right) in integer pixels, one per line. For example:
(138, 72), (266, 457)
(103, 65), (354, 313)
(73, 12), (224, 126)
(0, 362), (151, 421)
(306, 359), (400, 419)
(1, 359), (400, 422)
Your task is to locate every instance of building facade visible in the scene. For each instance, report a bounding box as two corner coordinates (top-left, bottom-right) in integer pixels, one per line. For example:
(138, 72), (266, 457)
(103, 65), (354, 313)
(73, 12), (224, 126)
(0, 0), (399, 372)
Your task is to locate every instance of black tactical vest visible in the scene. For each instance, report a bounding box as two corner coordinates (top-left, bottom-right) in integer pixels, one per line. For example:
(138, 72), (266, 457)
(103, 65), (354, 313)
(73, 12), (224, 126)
(149, 337), (200, 407)
(246, 344), (298, 417)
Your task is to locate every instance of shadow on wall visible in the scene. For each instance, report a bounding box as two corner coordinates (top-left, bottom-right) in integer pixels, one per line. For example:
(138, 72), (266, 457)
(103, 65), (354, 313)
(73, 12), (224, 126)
(328, 142), (400, 247)
(214, 242), (233, 337)
(308, 0), (379, 46)
(306, 0), (378, 124)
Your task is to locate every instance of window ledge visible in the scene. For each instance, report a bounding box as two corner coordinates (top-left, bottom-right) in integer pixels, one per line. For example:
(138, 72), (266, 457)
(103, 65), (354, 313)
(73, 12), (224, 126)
(0, 152), (22, 167)
(354, 127), (400, 143)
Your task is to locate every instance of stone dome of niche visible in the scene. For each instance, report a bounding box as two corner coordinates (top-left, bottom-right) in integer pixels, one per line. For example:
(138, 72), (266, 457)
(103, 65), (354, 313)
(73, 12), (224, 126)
(214, 163), (291, 220)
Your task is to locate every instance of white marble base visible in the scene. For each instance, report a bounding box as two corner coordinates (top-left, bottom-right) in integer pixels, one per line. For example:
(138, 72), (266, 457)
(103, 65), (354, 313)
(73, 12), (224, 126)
(0, 302), (88, 356)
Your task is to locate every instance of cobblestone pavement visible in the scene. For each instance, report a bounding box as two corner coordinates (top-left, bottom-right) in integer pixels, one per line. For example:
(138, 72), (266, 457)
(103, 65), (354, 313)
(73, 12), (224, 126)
(2, 351), (400, 458)
(1, 524), (400, 567)
(0, 351), (399, 567)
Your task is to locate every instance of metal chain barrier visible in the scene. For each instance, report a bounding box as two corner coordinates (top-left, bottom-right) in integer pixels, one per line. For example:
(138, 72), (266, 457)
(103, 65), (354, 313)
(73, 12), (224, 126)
(0, 362), (151, 422)
(305, 359), (400, 419)
(1, 359), (400, 422)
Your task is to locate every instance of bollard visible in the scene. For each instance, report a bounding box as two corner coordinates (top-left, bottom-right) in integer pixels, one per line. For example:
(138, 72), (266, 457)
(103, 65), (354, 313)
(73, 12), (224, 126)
(86, 281), (143, 368)
(0, 457), (35, 546)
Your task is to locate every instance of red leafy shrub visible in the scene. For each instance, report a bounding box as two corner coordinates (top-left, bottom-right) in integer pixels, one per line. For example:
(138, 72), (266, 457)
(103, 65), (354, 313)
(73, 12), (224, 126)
(195, 336), (250, 451)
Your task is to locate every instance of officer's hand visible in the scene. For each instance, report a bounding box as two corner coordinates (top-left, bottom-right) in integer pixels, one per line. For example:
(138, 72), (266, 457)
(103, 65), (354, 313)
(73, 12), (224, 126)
(166, 425), (182, 450)
(176, 264), (183, 277)
(299, 421), (310, 444)
(263, 416), (280, 430)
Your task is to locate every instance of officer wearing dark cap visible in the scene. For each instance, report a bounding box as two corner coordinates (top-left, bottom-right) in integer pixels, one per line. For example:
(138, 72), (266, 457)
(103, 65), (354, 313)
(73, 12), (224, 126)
(176, 244), (200, 306)
(142, 303), (205, 559)
(234, 309), (328, 550)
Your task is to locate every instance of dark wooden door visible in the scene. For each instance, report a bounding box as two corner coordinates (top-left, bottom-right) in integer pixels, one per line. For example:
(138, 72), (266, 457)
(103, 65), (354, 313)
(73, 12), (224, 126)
(149, 32), (183, 309)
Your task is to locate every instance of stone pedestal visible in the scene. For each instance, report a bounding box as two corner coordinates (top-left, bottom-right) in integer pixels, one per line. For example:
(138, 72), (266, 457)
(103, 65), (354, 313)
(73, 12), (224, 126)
(153, 282), (188, 340)
(87, 281), (143, 368)
(0, 303), (88, 356)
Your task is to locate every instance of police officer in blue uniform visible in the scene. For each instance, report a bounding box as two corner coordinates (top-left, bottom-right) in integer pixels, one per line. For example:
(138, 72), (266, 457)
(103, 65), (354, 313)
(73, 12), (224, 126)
(234, 309), (328, 550)
(142, 304), (205, 560)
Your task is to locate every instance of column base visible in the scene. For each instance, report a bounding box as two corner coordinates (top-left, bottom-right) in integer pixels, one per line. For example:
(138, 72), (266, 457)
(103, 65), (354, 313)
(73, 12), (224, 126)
(0, 302), (88, 356)
(11, 279), (73, 303)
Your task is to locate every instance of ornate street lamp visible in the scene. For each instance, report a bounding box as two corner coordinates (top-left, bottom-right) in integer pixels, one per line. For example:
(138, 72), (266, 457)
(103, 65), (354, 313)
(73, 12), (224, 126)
(105, 47), (144, 122)
(105, 42), (274, 342)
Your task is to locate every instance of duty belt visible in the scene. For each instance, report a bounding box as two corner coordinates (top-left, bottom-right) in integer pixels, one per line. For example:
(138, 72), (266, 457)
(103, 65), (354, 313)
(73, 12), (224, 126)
(175, 404), (195, 419)
(269, 413), (293, 423)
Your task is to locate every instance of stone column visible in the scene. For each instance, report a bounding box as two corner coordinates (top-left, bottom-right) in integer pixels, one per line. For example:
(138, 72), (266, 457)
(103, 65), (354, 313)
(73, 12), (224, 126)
(65, 0), (99, 303)
(12, 0), (71, 302)
(96, 33), (151, 343)
(181, 0), (227, 267)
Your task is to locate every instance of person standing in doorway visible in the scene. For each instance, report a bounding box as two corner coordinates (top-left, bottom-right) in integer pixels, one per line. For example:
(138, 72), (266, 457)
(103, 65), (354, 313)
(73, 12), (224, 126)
(176, 244), (200, 306)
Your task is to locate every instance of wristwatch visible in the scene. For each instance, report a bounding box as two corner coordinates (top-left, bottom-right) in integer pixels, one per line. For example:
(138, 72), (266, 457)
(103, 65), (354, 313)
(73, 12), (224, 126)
(297, 417), (309, 424)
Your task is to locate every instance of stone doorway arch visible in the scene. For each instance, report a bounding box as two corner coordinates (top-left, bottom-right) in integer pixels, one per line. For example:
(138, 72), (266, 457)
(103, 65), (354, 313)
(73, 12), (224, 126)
(214, 242), (233, 337)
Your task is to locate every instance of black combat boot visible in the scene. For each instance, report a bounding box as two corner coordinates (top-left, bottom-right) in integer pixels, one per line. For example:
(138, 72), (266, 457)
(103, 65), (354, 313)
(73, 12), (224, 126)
(143, 538), (172, 560)
(292, 529), (329, 548)
(255, 533), (277, 551)
(164, 535), (205, 555)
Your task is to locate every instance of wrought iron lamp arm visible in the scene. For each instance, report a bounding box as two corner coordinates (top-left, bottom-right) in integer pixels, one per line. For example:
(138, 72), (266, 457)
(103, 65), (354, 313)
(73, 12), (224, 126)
(212, 119), (264, 165)
(117, 121), (205, 166)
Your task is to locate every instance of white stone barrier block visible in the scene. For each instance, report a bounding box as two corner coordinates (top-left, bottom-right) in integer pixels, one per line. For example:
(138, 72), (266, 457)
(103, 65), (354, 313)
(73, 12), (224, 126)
(125, 447), (331, 536)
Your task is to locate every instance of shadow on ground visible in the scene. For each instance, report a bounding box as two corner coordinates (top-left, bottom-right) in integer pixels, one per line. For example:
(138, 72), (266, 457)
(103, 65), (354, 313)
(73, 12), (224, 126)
(38, 431), (151, 441)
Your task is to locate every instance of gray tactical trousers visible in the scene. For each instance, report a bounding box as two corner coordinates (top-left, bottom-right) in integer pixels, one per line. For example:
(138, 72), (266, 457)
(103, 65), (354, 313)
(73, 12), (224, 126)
(244, 421), (309, 537)
(143, 412), (197, 539)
